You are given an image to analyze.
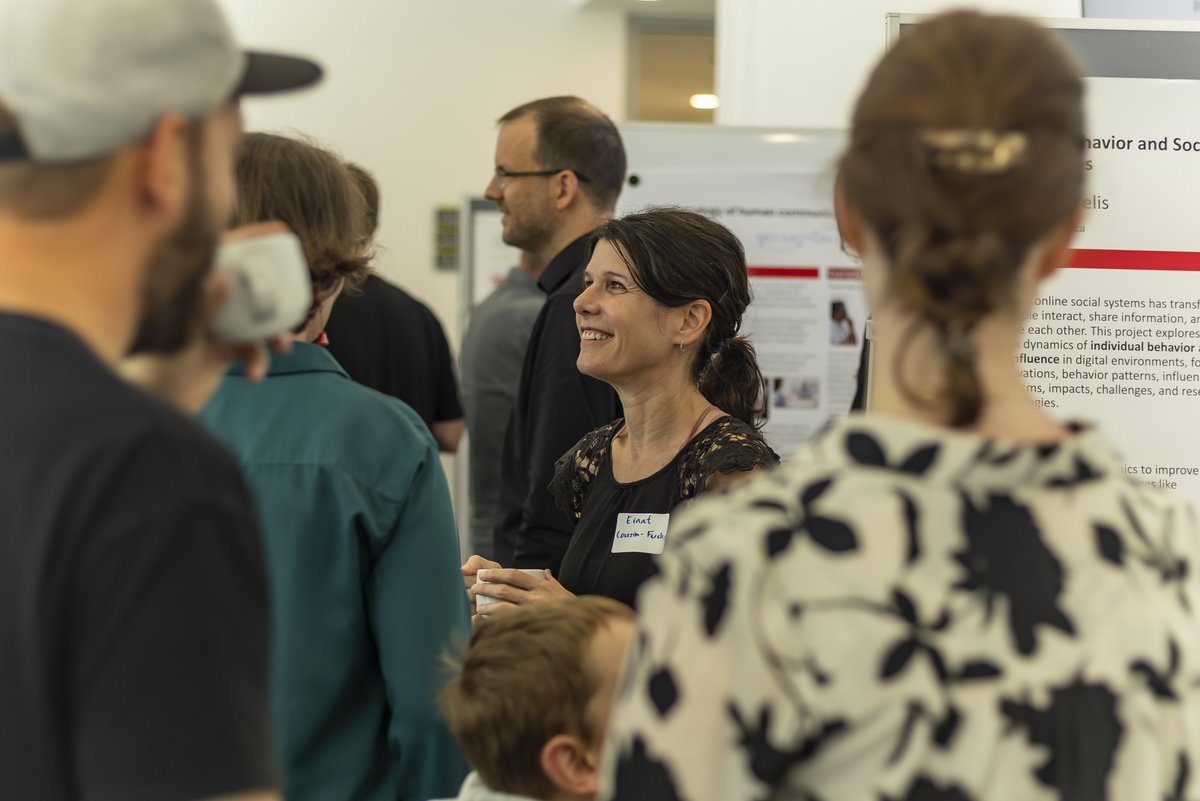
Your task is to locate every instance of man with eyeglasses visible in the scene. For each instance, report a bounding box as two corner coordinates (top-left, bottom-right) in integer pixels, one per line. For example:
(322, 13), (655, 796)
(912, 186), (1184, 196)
(475, 96), (626, 576)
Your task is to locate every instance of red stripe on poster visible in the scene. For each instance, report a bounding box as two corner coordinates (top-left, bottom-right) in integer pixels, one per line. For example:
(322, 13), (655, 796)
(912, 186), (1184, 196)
(1065, 249), (1200, 272)
(748, 266), (820, 278)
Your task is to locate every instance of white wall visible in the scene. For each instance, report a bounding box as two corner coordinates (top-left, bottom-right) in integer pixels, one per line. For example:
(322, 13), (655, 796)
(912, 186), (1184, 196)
(717, 1), (1083, 128)
(222, 0), (627, 348)
(223, 0), (1089, 332)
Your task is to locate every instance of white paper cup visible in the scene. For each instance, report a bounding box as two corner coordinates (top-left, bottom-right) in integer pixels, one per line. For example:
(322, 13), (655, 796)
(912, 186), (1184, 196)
(476, 568), (545, 607)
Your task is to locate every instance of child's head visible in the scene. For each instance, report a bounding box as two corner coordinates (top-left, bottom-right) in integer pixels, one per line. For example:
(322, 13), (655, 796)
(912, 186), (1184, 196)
(441, 597), (636, 801)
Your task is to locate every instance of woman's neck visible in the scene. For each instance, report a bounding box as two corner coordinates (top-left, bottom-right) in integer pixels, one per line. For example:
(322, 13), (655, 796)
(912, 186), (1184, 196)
(868, 307), (1069, 443)
(613, 368), (715, 460)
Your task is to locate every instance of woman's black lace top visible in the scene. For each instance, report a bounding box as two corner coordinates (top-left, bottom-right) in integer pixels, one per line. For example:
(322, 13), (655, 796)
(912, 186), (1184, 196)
(548, 416), (778, 607)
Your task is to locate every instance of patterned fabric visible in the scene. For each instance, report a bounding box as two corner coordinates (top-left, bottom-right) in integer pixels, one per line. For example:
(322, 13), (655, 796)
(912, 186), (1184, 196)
(601, 415), (1200, 801)
(550, 416), (779, 522)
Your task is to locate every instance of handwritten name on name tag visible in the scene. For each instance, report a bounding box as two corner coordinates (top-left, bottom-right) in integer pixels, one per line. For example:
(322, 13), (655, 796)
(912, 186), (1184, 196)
(611, 512), (670, 555)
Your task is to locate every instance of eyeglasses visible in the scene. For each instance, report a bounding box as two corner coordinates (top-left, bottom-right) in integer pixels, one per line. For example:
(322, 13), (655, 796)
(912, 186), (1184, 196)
(493, 166), (592, 189)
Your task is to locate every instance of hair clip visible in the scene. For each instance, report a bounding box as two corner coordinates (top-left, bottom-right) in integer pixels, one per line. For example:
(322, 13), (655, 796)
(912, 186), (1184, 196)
(942, 323), (977, 365)
(920, 129), (1028, 175)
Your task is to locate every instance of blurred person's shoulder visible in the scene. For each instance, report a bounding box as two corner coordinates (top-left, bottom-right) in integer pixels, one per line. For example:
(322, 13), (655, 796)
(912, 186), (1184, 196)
(469, 269), (544, 330)
(0, 311), (247, 491)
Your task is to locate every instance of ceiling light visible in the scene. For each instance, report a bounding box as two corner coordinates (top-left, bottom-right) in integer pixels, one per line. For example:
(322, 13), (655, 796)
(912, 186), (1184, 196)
(689, 93), (720, 110)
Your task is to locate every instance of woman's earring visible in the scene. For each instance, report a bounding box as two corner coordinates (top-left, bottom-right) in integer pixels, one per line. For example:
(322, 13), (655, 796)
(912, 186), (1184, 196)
(679, 341), (686, 352)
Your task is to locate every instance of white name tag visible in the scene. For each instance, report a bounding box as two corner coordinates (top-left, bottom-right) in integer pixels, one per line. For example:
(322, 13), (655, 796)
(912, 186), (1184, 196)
(611, 512), (670, 555)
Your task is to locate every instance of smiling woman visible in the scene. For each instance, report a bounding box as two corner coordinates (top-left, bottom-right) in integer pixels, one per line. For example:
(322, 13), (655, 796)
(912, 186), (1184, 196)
(465, 208), (778, 611)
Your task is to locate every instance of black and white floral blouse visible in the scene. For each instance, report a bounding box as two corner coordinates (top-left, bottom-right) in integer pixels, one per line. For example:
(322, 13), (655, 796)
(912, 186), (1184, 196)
(601, 415), (1200, 801)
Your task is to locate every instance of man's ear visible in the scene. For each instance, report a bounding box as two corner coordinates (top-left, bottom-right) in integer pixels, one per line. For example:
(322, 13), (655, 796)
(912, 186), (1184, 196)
(678, 299), (712, 349)
(135, 112), (189, 220)
(540, 733), (600, 798)
(551, 170), (584, 212)
(1036, 201), (1085, 282)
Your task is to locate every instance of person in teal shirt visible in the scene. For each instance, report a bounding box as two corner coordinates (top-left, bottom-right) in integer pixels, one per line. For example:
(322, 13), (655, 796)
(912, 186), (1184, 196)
(200, 132), (469, 801)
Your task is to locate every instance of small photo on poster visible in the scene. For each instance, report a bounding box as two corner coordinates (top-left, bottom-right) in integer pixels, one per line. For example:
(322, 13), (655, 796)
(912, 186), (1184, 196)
(768, 375), (820, 411)
(830, 300), (859, 346)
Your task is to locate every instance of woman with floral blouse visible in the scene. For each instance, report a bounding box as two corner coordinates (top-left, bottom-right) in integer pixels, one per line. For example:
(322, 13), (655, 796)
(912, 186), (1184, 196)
(600, 11), (1200, 801)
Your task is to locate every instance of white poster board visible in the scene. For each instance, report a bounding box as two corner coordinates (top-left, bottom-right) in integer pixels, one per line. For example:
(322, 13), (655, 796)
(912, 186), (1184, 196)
(889, 16), (1200, 509)
(1024, 77), (1200, 500)
(1084, 0), (1200, 19)
(616, 125), (857, 457)
(462, 197), (522, 310)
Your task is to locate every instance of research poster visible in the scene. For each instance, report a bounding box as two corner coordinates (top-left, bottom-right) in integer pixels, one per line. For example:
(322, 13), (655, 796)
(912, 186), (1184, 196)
(619, 171), (863, 457)
(1022, 77), (1200, 507)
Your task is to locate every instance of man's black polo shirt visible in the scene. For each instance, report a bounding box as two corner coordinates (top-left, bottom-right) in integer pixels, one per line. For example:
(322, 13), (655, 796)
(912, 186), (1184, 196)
(325, 274), (463, 430)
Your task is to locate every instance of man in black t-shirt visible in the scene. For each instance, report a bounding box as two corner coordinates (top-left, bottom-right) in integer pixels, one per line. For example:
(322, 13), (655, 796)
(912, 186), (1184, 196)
(325, 163), (466, 452)
(326, 274), (466, 451)
(0, 1), (321, 800)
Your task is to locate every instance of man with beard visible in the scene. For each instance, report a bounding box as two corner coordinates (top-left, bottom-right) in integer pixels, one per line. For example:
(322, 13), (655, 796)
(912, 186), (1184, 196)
(0, 1), (320, 800)
(477, 97), (626, 575)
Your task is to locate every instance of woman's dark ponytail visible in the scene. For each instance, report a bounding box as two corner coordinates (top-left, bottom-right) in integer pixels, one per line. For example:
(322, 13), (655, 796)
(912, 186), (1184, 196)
(839, 12), (1085, 427)
(698, 335), (764, 427)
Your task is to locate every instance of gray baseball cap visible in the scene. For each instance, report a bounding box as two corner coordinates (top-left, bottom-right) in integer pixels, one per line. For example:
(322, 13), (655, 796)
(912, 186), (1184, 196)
(0, 0), (323, 163)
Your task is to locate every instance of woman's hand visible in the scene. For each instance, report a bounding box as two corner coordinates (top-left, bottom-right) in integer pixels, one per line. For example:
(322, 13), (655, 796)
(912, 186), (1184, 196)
(460, 555), (502, 616)
(469, 568), (575, 620)
(461, 554), (501, 589)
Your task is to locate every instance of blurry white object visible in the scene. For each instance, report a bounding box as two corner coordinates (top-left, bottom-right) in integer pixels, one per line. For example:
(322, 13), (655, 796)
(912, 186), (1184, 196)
(211, 232), (313, 343)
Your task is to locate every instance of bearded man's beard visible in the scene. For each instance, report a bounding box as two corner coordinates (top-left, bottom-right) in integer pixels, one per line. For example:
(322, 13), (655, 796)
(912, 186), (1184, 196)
(126, 156), (221, 356)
